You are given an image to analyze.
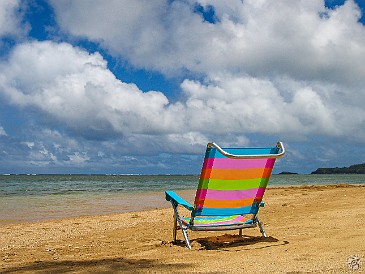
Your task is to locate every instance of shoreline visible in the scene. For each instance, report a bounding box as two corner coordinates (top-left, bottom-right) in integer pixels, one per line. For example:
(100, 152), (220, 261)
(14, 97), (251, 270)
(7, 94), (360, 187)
(1, 184), (364, 225)
(0, 190), (194, 225)
(1, 184), (364, 273)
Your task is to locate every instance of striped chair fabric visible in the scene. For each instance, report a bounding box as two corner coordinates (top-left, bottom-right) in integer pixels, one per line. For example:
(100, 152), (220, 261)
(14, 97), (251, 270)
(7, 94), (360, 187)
(165, 142), (284, 248)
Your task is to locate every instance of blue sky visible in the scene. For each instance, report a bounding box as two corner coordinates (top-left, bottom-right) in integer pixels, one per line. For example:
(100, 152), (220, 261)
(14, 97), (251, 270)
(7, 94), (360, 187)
(1, 0), (365, 174)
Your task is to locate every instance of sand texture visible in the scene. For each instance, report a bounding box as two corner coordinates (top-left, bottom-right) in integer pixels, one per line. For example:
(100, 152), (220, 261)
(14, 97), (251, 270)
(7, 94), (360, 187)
(1, 184), (365, 273)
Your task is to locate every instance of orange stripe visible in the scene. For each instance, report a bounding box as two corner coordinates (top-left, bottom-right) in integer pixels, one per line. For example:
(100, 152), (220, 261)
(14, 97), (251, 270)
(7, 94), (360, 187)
(196, 198), (255, 208)
(202, 168), (272, 180)
(199, 166), (213, 180)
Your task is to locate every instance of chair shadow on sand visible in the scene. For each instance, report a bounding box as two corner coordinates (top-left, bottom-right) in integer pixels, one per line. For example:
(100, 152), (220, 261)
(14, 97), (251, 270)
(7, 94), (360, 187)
(173, 234), (289, 250)
(1, 257), (191, 274)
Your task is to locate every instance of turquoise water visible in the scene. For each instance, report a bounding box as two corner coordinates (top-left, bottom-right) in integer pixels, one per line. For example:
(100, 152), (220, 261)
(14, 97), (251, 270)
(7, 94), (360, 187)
(1, 174), (364, 197)
(270, 174), (365, 186)
(0, 174), (199, 197)
(0, 174), (364, 223)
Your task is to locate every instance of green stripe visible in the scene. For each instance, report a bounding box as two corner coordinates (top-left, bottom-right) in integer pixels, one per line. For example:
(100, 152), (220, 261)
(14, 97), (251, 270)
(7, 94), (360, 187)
(190, 216), (234, 224)
(198, 177), (269, 190)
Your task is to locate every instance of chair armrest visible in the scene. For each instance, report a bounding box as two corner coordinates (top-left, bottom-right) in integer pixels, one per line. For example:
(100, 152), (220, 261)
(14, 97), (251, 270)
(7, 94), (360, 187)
(165, 191), (194, 211)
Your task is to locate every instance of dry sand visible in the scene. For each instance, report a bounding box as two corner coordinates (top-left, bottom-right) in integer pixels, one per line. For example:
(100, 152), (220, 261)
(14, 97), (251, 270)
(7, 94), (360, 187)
(1, 184), (365, 273)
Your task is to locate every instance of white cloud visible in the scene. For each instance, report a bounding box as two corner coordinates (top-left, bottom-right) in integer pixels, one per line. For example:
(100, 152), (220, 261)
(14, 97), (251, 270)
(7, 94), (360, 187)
(43, 0), (365, 143)
(23, 142), (34, 149)
(27, 144), (58, 167)
(0, 0), (27, 38)
(0, 41), (178, 136)
(181, 75), (365, 141)
(1, 39), (365, 149)
(1, 1), (365, 174)
(51, 0), (365, 86)
(0, 126), (7, 136)
(68, 152), (89, 165)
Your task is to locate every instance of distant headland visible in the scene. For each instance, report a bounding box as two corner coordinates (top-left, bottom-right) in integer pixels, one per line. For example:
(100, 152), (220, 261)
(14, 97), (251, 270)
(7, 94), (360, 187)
(278, 171), (298, 175)
(311, 163), (365, 174)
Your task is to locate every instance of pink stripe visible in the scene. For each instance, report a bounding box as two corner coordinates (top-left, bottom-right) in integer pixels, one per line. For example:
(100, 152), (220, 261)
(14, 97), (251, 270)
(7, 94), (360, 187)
(203, 158), (275, 169)
(195, 188), (266, 201)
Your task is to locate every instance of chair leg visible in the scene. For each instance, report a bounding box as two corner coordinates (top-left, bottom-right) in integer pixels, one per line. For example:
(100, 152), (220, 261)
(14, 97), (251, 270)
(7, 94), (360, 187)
(181, 227), (191, 249)
(173, 214), (177, 242)
(238, 228), (242, 236)
(256, 217), (267, 237)
(171, 201), (192, 249)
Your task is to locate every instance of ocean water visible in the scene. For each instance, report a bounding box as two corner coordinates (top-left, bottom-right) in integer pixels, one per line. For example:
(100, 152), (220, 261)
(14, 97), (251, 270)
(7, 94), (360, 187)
(1, 174), (364, 223)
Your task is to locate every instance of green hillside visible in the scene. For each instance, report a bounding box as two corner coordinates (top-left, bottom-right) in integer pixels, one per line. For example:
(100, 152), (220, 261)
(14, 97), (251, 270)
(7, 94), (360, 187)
(311, 163), (365, 174)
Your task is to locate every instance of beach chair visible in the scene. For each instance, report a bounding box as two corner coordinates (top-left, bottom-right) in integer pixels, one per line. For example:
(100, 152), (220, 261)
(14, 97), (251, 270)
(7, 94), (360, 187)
(165, 141), (285, 249)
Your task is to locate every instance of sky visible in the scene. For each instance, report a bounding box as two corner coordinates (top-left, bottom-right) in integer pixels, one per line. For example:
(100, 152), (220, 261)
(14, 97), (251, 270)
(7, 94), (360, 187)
(1, 0), (365, 175)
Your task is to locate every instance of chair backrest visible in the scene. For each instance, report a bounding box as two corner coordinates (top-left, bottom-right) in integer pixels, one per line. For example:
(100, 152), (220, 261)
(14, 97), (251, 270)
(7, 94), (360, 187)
(192, 142), (284, 217)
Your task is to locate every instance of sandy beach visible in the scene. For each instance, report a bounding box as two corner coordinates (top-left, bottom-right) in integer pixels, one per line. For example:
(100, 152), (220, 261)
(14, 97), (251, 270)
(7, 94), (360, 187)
(1, 184), (364, 273)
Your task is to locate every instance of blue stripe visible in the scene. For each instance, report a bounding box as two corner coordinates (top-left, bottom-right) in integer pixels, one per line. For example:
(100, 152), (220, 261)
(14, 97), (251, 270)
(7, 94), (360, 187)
(192, 205), (260, 216)
(207, 146), (279, 158)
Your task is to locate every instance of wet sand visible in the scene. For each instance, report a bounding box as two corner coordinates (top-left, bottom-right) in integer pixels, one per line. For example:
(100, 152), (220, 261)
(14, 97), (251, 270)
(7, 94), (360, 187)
(1, 185), (365, 273)
(0, 191), (171, 223)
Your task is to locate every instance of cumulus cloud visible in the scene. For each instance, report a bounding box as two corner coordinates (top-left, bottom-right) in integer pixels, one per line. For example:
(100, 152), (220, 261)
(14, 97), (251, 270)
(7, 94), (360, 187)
(0, 41), (181, 137)
(51, 0), (365, 85)
(1, 39), (365, 151)
(0, 0), (27, 38)
(182, 75), (365, 141)
(1, 0), (365, 173)
(44, 0), (365, 143)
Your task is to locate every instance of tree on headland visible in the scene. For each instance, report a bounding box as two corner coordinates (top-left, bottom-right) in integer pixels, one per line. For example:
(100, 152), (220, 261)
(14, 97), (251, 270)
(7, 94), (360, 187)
(311, 163), (365, 174)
